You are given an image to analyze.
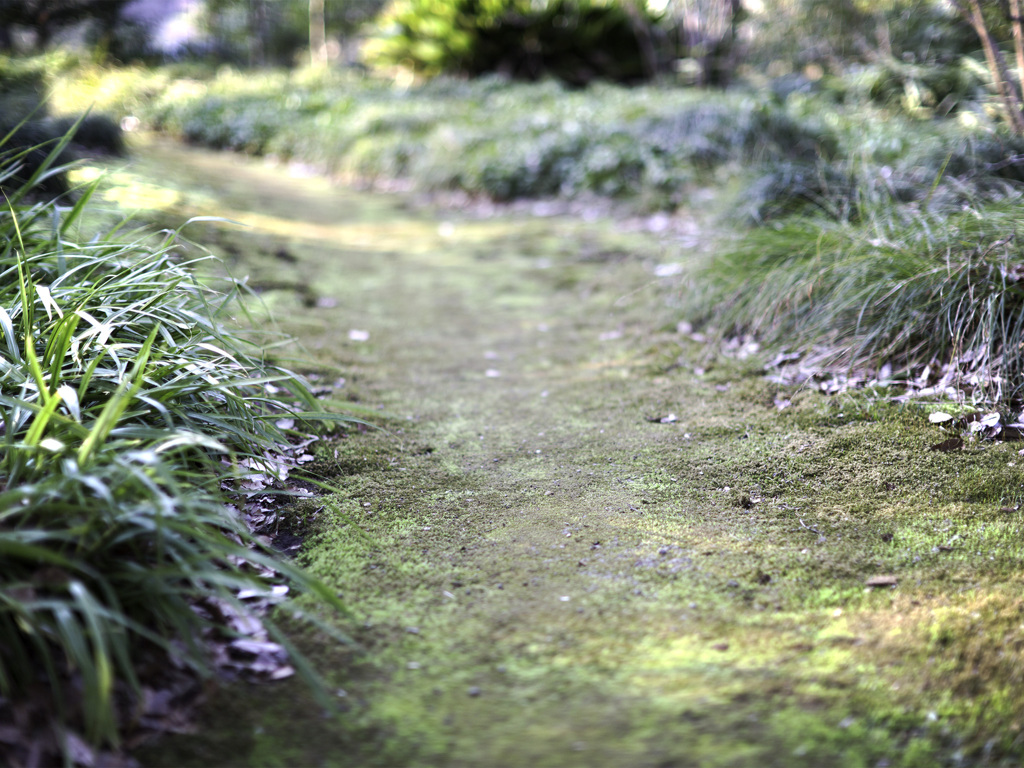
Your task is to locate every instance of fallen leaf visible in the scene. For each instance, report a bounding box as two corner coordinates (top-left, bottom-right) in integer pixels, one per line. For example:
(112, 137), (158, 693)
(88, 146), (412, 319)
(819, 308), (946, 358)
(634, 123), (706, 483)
(646, 414), (677, 424)
(270, 665), (295, 680)
(229, 639), (287, 659)
(765, 351), (802, 369)
(865, 575), (898, 587)
(966, 411), (1002, 436)
(928, 412), (953, 424)
(930, 437), (963, 452)
(59, 727), (95, 767)
(141, 687), (175, 718)
(1002, 424), (1024, 440)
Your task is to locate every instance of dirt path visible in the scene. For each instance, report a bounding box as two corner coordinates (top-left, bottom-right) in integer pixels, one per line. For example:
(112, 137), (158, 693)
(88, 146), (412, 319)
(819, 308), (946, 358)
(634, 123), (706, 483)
(104, 139), (1024, 767)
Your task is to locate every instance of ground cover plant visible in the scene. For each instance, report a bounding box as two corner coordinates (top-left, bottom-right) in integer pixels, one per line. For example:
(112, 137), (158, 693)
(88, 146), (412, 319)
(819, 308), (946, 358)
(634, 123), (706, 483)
(38, 54), (1024, 218)
(693, 194), (1024, 401)
(136, 71), (843, 211)
(38, 58), (841, 211)
(0, 125), (347, 764)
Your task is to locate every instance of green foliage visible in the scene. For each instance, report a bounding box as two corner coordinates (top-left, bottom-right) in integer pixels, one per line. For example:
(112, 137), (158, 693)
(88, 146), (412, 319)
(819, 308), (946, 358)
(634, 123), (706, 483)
(38, 57), (1024, 400)
(364, 0), (677, 84)
(56, 60), (1024, 220)
(134, 68), (839, 209)
(736, 97), (1024, 221)
(746, 0), (975, 74)
(697, 198), (1024, 401)
(365, 0), (526, 77)
(0, 125), (346, 754)
(838, 55), (988, 117)
(747, 0), (989, 119)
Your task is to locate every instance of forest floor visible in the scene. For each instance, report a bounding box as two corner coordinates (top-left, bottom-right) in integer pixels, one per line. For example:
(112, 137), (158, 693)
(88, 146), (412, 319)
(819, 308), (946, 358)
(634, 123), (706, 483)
(86, 138), (1024, 767)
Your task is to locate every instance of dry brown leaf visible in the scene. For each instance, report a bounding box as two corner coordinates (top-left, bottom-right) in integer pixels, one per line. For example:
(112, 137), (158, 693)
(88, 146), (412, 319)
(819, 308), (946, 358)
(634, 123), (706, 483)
(865, 575), (898, 587)
(930, 437), (964, 452)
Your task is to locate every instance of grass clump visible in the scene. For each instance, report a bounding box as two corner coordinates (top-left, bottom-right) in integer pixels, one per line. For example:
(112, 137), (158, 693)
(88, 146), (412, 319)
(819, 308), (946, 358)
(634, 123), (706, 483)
(696, 197), (1024, 402)
(0, 127), (345, 760)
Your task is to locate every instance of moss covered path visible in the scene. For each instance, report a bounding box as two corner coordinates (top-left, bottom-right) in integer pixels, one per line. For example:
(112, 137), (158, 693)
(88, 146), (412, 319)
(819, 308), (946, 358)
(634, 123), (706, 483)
(112, 140), (1024, 767)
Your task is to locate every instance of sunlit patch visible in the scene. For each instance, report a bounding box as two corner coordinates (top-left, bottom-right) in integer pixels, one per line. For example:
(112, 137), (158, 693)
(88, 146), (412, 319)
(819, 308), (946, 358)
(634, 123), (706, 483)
(101, 179), (183, 210)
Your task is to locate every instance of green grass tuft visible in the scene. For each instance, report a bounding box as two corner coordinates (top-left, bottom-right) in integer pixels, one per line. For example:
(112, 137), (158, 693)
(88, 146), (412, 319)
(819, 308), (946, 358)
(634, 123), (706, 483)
(0, 119), (348, 757)
(696, 196), (1024, 402)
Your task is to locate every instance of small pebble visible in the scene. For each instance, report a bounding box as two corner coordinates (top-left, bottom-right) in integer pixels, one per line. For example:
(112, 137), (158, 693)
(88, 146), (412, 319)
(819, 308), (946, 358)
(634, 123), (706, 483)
(467, 686), (482, 697)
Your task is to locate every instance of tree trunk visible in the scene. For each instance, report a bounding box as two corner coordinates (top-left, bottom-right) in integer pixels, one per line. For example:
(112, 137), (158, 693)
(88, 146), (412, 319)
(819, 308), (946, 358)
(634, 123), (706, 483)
(249, 0), (268, 66)
(310, 0), (327, 66)
(1010, 0), (1024, 105)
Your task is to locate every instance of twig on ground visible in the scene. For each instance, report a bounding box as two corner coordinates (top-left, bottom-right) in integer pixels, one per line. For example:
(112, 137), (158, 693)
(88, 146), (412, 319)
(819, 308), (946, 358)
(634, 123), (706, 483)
(798, 517), (823, 536)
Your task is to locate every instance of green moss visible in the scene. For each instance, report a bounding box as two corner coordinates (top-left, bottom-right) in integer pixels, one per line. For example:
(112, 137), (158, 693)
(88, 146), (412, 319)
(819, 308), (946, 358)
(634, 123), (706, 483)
(110, 138), (1024, 767)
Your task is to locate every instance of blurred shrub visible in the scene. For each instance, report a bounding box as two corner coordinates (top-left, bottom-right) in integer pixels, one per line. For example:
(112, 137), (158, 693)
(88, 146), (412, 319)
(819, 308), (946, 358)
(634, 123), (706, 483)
(51, 114), (125, 154)
(35, 59), (1024, 220)
(0, 53), (52, 116)
(746, 0), (974, 73)
(363, 0), (677, 84)
(142, 71), (843, 209)
(0, 114), (123, 200)
(0, 121), (74, 197)
(746, 0), (981, 121)
(834, 55), (987, 117)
